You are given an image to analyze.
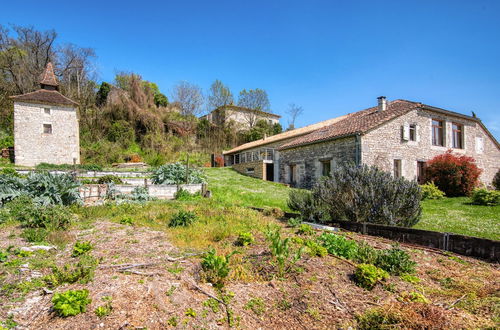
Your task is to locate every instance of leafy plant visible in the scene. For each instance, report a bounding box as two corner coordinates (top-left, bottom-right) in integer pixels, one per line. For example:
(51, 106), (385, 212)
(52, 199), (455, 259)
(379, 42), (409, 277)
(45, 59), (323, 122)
(4, 196), (73, 229)
(375, 246), (416, 275)
(287, 217), (302, 228)
(97, 175), (123, 185)
(471, 188), (500, 206)
(420, 182), (445, 200)
(303, 240), (328, 257)
(201, 248), (235, 288)
(287, 189), (325, 221)
(355, 242), (379, 265)
(245, 298), (265, 316)
(296, 223), (314, 235)
(21, 228), (48, 243)
(174, 188), (200, 200)
(318, 233), (358, 259)
(354, 263), (389, 290)
(151, 162), (206, 185)
(94, 296), (113, 318)
(356, 308), (403, 330)
(119, 216), (134, 225)
(44, 255), (99, 287)
(72, 241), (93, 257)
(400, 274), (421, 284)
(52, 289), (91, 317)
(235, 232), (254, 246)
(398, 291), (428, 303)
(169, 210), (197, 227)
(0, 250), (8, 263)
(265, 226), (302, 278)
(493, 169), (500, 190)
(313, 164), (422, 227)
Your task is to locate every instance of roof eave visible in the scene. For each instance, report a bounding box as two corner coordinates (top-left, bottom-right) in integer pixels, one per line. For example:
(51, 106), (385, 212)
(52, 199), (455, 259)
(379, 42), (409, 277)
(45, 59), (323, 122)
(278, 132), (359, 151)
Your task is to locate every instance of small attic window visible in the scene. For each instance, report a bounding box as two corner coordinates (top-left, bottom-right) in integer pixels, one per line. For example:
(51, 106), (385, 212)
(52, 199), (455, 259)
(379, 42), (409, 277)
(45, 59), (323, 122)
(43, 124), (52, 134)
(44, 107), (51, 115)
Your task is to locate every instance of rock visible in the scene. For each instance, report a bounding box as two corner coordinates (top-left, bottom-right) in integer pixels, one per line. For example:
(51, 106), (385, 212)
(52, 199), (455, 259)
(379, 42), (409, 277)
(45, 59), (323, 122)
(20, 245), (56, 252)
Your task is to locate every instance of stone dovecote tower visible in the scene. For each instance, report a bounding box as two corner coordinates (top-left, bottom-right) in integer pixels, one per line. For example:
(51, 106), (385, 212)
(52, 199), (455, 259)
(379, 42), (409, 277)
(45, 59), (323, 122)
(10, 63), (80, 166)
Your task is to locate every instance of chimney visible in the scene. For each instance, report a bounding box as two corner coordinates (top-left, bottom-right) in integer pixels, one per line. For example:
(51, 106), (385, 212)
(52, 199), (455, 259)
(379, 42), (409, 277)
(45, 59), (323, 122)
(377, 96), (387, 112)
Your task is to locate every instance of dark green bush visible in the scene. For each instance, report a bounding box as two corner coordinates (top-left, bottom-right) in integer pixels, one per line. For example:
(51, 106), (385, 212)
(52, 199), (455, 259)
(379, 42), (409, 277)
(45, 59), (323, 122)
(97, 175), (123, 185)
(52, 289), (91, 317)
(471, 188), (500, 206)
(493, 169), (500, 190)
(318, 233), (358, 259)
(313, 164), (422, 227)
(169, 210), (197, 227)
(375, 246), (416, 275)
(354, 263), (389, 290)
(287, 189), (326, 221)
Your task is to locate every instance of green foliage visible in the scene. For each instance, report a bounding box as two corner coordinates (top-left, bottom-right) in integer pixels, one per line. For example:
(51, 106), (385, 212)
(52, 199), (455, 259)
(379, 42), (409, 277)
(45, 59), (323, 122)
(400, 274), (421, 284)
(52, 289), (91, 317)
(94, 296), (113, 318)
(244, 119), (282, 142)
(185, 308), (197, 317)
(296, 223), (314, 235)
(201, 248), (235, 288)
(0, 133), (13, 149)
(398, 291), (428, 303)
(107, 120), (135, 148)
(420, 182), (445, 200)
(235, 232), (254, 246)
(44, 255), (99, 287)
(287, 189), (324, 221)
(72, 241), (93, 257)
(169, 210), (197, 227)
(174, 188), (201, 201)
(265, 226), (302, 278)
(313, 164), (422, 227)
(0, 250), (8, 263)
(96, 82), (111, 107)
(354, 263), (389, 290)
(287, 217), (302, 228)
(471, 188), (500, 206)
(356, 308), (402, 330)
(375, 246), (416, 275)
(354, 242), (379, 265)
(318, 233), (358, 259)
(21, 228), (48, 243)
(154, 92), (169, 107)
(303, 239), (328, 257)
(493, 169), (500, 190)
(151, 163), (206, 185)
(119, 216), (134, 225)
(97, 175), (123, 185)
(0, 315), (17, 329)
(244, 298), (265, 316)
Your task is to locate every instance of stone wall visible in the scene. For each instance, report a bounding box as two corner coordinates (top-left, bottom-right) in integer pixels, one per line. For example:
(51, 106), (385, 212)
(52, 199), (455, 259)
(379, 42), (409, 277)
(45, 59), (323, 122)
(232, 160), (266, 179)
(361, 108), (500, 185)
(278, 136), (358, 188)
(14, 102), (80, 166)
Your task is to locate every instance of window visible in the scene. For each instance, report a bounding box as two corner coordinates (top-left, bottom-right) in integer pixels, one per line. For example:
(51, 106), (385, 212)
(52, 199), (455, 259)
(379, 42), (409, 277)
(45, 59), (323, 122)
(393, 159), (402, 178)
(234, 154), (240, 164)
(289, 164), (297, 184)
(417, 161), (426, 184)
(409, 124), (416, 141)
(452, 123), (463, 149)
(246, 168), (255, 174)
(43, 107), (51, 115)
(43, 124), (52, 134)
(432, 119), (444, 146)
(321, 160), (331, 177)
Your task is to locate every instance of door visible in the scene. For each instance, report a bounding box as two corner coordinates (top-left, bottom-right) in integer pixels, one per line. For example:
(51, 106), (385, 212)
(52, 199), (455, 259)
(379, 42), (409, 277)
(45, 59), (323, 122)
(266, 163), (274, 181)
(417, 161), (426, 184)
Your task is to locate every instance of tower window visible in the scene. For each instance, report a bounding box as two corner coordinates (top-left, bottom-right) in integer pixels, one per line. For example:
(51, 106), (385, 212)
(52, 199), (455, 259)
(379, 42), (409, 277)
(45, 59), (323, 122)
(43, 124), (52, 134)
(409, 124), (416, 141)
(44, 107), (51, 114)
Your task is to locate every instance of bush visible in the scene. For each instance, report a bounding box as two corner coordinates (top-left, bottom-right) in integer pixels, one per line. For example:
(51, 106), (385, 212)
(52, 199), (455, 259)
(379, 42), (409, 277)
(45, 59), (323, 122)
(151, 163), (206, 185)
(169, 210), (197, 227)
(471, 188), (500, 206)
(493, 169), (500, 190)
(354, 263), (389, 290)
(72, 241), (93, 257)
(295, 223), (314, 235)
(313, 164), (422, 227)
(287, 189), (325, 221)
(235, 232), (254, 246)
(96, 175), (123, 185)
(318, 233), (358, 259)
(52, 289), (91, 317)
(375, 246), (416, 275)
(425, 151), (482, 196)
(420, 182), (445, 200)
(4, 197), (73, 229)
(201, 248), (235, 288)
(355, 242), (379, 265)
(44, 255), (99, 287)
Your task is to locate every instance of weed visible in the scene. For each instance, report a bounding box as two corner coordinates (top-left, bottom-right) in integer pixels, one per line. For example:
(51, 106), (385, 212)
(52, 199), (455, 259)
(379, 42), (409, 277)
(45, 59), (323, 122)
(304, 239), (328, 257)
(71, 241), (93, 257)
(94, 297), (113, 318)
(0, 250), (7, 263)
(185, 308), (196, 317)
(375, 246), (416, 275)
(318, 233), (358, 259)
(167, 317), (178, 326)
(265, 226), (303, 278)
(398, 291), (429, 303)
(382, 283), (397, 293)
(354, 264), (389, 290)
(356, 308), (402, 330)
(235, 232), (254, 246)
(306, 307), (321, 320)
(203, 298), (220, 313)
(21, 228), (48, 243)
(244, 297), (265, 316)
(174, 188), (201, 201)
(44, 255), (99, 287)
(119, 216), (134, 225)
(166, 262), (184, 274)
(355, 242), (379, 265)
(52, 289), (91, 317)
(0, 315), (17, 329)
(201, 248), (235, 288)
(169, 210), (197, 227)
(439, 277), (455, 289)
(277, 299), (292, 311)
(296, 223), (314, 235)
(400, 274), (421, 284)
(165, 285), (177, 296)
(287, 217), (302, 227)
(262, 207), (285, 218)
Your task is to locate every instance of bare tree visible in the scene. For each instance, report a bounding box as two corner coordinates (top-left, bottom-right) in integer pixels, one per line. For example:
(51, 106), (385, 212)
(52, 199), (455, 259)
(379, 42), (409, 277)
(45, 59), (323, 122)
(207, 79), (233, 110)
(171, 81), (204, 116)
(237, 88), (271, 112)
(286, 103), (304, 130)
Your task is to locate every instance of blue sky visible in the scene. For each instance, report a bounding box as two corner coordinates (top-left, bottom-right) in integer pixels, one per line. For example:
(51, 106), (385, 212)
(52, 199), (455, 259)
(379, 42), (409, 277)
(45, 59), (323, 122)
(2, 0), (499, 139)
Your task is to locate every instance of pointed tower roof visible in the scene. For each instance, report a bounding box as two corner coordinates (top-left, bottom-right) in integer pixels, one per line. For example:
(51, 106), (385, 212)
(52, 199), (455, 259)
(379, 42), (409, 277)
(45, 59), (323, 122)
(39, 62), (59, 89)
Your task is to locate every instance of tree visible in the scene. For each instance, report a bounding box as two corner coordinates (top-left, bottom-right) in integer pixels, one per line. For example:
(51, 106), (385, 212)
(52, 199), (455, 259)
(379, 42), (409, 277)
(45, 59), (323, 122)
(237, 88), (270, 112)
(96, 82), (111, 107)
(286, 103), (303, 130)
(171, 81), (204, 116)
(207, 79), (233, 110)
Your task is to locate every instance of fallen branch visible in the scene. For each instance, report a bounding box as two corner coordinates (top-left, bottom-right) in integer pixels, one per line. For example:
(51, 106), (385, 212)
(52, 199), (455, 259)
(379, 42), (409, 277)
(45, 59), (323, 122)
(447, 294), (467, 309)
(99, 252), (203, 270)
(191, 283), (224, 304)
(119, 269), (156, 276)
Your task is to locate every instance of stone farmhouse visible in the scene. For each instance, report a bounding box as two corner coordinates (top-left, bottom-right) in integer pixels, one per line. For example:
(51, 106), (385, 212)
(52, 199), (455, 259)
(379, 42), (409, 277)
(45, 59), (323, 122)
(223, 97), (500, 188)
(10, 63), (80, 166)
(201, 105), (281, 130)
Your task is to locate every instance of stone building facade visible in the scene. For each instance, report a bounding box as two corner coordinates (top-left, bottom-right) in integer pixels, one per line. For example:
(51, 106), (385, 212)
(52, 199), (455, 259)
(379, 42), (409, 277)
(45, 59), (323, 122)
(11, 63), (80, 166)
(202, 105), (281, 130)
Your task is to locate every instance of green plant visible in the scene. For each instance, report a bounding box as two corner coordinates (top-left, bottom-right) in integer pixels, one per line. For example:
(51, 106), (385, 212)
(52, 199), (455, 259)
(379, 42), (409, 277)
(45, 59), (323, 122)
(4, 196), (73, 229)
(355, 242), (379, 264)
(94, 296), (113, 318)
(313, 164), (422, 227)
(203, 298), (220, 313)
(356, 308), (403, 330)
(296, 223), (314, 235)
(52, 289), (91, 317)
(471, 188), (500, 206)
(165, 285), (177, 296)
(420, 182), (445, 200)
(44, 255), (99, 287)
(119, 216), (134, 225)
(493, 169), (500, 190)
(400, 274), (421, 284)
(174, 188), (200, 201)
(0, 315), (17, 329)
(245, 297), (265, 316)
(185, 307), (196, 317)
(304, 240), (328, 257)
(235, 232), (254, 246)
(398, 291), (428, 303)
(265, 226), (302, 278)
(262, 207), (284, 218)
(151, 162), (206, 184)
(201, 248), (235, 288)
(21, 228), (48, 243)
(318, 233), (358, 259)
(0, 250), (8, 263)
(287, 217), (302, 227)
(97, 175), (123, 185)
(354, 263), (389, 290)
(375, 246), (416, 275)
(167, 317), (178, 326)
(169, 210), (197, 227)
(287, 189), (325, 221)
(72, 241), (93, 257)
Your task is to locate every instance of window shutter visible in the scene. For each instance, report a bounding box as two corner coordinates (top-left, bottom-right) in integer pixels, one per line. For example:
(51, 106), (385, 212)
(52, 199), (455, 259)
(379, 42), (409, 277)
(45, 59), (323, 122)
(402, 122), (410, 140)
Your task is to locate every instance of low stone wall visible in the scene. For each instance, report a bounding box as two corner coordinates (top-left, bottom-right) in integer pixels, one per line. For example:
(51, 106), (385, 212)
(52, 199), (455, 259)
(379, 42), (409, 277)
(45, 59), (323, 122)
(232, 161), (266, 180)
(17, 169), (151, 178)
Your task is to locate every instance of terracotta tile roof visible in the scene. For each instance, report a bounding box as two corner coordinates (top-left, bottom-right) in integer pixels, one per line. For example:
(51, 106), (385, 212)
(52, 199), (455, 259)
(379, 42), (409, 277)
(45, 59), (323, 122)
(10, 89), (78, 106)
(278, 100), (420, 150)
(39, 62), (59, 87)
(223, 113), (350, 154)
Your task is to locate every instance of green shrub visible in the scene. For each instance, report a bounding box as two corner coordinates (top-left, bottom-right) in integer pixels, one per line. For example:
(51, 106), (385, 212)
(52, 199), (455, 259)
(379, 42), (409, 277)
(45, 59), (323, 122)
(5, 197), (73, 229)
(96, 175), (123, 185)
(235, 232), (254, 246)
(287, 217), (302, 228)
(375, 246), (416, 275)
(94, 296), (113, 318)
(72, 241), (93, 257)
(318, 233), (358, 259)
(201, 248), (235, 288)
(168, 210), (197, 227)
(420, 182), (445, 200)
(296, 223), (314, 235)
(265, 226), (302, 278)
(52, 289), (91, 317)
(44, 255), (99, 287)
(151, 163), (206, 185)
(354, 263), (389, 290)
(355, 242), (379, 265)
(21, 228), (48, 243)
(313, 164), (422, 227)
(304, 240), (328, 257)
(400, 274), (421, 284)
(493, 169), (500, 190)
(471, 188), (500, 206)
(287, 189), (325, 221)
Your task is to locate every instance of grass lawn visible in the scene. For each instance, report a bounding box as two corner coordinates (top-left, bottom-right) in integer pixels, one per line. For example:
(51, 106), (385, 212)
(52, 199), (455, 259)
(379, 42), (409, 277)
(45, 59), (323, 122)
(205, 167), (500, 240)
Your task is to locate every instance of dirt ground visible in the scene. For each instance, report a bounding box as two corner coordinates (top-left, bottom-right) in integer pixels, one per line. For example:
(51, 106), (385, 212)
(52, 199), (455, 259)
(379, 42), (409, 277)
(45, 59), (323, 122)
(0, 220), (499, 329)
